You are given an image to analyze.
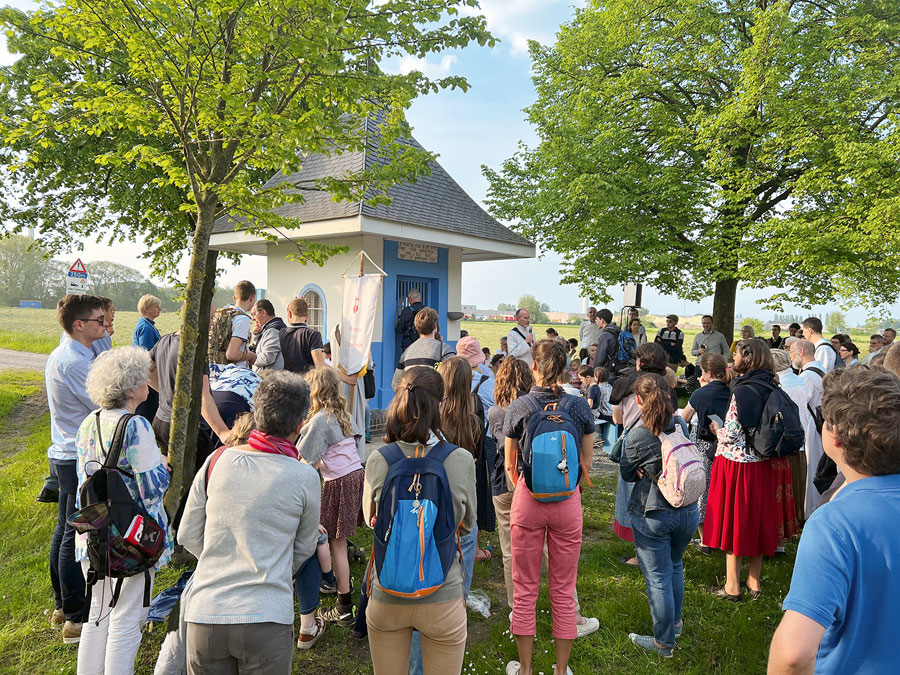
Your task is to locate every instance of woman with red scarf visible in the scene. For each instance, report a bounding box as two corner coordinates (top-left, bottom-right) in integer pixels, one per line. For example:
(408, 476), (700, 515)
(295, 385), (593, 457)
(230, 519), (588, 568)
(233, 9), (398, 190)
(178, 371), (322, 674)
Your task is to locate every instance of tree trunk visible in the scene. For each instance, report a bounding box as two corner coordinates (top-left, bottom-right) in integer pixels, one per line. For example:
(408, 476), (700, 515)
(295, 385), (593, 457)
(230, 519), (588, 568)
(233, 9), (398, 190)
(712, 278), (739, 345)
(164, 196), (218, 516)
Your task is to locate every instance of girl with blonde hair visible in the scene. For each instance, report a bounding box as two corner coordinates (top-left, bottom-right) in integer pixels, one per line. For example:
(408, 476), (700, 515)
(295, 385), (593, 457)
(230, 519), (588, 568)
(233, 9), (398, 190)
(297, 366), (363, 628)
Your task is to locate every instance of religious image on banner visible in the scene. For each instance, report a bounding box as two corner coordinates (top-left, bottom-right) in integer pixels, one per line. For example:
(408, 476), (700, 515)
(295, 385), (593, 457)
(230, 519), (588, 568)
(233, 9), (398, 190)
(334, 272), (382, 376)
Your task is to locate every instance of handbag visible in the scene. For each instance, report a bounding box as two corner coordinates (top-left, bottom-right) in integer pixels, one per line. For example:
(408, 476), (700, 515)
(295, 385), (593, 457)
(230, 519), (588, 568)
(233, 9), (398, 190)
(608, 418), (640, 463)
(363, 367), (376, 399)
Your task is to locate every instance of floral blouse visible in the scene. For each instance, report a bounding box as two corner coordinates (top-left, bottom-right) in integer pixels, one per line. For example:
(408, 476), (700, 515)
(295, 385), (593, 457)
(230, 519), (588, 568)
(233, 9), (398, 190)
(74, 409), (174, 568)
(714, 395), (764, 463)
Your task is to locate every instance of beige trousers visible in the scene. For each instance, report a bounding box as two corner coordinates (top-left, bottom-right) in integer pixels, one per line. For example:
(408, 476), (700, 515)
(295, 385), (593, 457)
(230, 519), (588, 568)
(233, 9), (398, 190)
(366, 597), (466, 675)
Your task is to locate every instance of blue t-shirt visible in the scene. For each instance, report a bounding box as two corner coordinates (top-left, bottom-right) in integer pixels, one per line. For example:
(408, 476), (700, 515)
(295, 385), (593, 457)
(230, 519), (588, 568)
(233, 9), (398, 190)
(782, 473), (900, 674)
(586, 384), (601, 410)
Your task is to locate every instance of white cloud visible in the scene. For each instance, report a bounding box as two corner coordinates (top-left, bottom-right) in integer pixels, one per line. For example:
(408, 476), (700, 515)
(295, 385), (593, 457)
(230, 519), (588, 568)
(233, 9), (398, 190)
(397, 54), (458, 77)
(461, 0), (585, 56)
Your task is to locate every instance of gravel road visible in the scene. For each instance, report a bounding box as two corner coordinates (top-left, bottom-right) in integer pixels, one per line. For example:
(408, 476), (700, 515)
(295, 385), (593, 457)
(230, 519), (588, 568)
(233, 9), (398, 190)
(0, 348), (49, 372)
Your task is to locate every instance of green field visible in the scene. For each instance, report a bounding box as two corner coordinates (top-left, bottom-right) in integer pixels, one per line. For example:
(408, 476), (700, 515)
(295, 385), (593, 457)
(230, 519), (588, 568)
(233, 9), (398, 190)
(0, 369), (799, 673)
(0, 307), (183, 354)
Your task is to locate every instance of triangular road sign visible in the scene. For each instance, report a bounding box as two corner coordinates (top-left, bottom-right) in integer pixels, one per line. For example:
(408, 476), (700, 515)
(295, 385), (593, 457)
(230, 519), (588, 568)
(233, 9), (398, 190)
(69, 258), (87, 274)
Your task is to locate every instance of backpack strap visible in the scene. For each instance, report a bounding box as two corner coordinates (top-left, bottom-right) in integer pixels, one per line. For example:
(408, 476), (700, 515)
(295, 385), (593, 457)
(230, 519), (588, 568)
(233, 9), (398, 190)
(377, 442), (407, 465)
(521, 393), (543, 416)
(424, 440), (458, 465)
(205, 446), (228, 494)
(557, 394), (576, 413)
(805, 366), (825, 379)
(513, 326), (529, 342)
(96, 413), (136, 474)
(473, 374), (489, 394)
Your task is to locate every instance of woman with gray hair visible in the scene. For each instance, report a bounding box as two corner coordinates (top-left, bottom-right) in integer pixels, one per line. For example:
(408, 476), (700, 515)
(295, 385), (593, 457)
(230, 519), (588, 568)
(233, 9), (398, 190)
(74, 346), (174, 675)
(178, 371), (321, 674)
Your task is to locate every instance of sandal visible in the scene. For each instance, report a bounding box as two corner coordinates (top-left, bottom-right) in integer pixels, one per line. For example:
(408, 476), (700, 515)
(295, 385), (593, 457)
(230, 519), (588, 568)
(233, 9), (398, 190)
(475, 548), (492, 561)
(296, 617), (326, 650)
(709, 586), (741, 603)
(742, 582), (762, 599)
(619, 555), (639, 568)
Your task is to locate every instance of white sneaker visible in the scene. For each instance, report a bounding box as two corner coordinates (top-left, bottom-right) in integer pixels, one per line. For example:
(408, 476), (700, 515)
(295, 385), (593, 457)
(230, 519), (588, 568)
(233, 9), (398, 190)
(576, 616), (600, 638)
(506, 661), (521, 675)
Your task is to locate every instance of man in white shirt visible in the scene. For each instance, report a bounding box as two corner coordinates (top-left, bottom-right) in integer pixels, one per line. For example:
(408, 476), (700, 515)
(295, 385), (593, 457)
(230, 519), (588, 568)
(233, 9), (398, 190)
(860, 334), (885, 365)
(801, 317), (836, 373)
(791, 339), (826, 518)
(579, 307), (601, 348)
(507, 308), (535, 366)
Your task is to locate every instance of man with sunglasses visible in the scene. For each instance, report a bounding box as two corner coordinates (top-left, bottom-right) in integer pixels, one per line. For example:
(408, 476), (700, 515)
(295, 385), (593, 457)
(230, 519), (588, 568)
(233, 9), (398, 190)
(44, 294), (108, 645)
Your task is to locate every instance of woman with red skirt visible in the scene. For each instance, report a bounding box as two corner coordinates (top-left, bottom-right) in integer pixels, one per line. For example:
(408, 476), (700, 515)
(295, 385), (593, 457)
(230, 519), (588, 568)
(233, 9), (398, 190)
(703, 339), (798, 601)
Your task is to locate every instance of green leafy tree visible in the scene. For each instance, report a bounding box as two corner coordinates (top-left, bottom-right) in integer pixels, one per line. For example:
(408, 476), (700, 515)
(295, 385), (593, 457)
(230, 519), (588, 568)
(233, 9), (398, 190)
(484, 0), (900, 343)
(0, 234), (66, 306)
(86, 261), (158, 310)
(567, 312), (582, 325)
(517, 294), (548, 324)
(825, 311), (847, 335)
(1, 0), (493, 511)
(497, 302), (516, 311)
(742, 317), (767, 337)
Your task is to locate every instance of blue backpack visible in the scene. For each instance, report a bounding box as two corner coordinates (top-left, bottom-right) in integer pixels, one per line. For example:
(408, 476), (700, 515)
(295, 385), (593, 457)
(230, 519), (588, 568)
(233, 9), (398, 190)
(520, 394), (582, 502)
(618, 331), (637, 362)
(371, 442), (462, 599)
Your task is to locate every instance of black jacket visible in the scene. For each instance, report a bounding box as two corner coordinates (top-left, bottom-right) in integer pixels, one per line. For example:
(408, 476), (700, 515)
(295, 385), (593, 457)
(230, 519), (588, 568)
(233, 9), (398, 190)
(395, 301), (425, 350)
(594, 323), (620, 368)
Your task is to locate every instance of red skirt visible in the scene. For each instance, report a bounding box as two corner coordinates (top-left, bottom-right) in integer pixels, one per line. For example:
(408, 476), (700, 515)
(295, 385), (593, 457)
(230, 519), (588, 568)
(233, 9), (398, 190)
(703, 455), (797, 557)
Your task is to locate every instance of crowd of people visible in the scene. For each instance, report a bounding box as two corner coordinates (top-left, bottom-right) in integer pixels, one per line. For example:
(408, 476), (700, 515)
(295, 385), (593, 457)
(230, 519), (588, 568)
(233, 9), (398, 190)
(39, 289), (900, 674)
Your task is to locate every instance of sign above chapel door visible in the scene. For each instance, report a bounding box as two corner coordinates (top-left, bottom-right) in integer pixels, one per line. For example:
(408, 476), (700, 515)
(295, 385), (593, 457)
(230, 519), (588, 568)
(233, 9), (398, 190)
(398, 242), (438, 264)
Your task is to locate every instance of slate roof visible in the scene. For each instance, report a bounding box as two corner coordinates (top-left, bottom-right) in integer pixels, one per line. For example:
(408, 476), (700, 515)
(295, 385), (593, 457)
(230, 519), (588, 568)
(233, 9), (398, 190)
(212, 118), (532, 248)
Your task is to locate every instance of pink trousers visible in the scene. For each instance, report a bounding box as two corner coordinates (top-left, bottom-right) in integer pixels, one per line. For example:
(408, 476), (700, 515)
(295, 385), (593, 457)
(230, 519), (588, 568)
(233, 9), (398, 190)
(510, 486), (583, 639)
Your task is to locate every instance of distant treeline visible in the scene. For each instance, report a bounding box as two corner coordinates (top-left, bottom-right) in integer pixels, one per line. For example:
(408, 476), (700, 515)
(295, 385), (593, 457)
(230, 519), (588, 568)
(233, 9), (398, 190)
(0, 234), (234, 312)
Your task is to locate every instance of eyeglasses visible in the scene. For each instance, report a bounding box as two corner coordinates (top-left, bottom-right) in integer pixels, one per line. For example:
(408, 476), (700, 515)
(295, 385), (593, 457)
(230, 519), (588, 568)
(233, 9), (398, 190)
(82, 317), (108, 326)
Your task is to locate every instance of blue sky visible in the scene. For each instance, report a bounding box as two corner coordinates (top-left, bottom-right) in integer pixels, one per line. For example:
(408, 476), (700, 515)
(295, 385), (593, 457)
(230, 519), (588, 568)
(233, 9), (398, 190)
(1, 0), (895, 323)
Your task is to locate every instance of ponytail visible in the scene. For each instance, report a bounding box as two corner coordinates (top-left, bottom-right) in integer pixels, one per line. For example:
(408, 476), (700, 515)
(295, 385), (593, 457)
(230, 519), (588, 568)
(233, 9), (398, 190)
(698, 352), (733, 385)
(634, 373), (674, 436)
(532, 339), (568, 396)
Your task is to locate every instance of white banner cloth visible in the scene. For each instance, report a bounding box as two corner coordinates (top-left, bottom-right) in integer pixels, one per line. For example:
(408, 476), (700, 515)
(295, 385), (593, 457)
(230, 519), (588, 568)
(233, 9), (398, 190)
(335, 273), (381, 375)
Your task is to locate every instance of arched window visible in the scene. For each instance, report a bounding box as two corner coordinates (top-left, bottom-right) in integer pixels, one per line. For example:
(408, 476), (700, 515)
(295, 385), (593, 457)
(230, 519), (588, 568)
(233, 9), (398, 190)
(300, 284), (326, 336)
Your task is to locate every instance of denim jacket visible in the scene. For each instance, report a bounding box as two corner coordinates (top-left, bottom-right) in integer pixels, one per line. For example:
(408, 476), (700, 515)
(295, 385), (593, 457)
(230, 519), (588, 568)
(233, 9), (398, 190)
(620, 422), (679, 517)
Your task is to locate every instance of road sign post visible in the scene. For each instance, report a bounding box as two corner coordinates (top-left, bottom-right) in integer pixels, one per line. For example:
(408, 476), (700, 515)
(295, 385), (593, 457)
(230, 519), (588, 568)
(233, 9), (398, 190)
(66, 258), (89, 295)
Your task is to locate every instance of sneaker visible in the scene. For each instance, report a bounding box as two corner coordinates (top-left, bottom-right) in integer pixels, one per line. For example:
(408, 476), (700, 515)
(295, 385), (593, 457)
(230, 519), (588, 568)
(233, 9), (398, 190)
(50, 609), (65, 630)
(576, 616), (600, 638)
(61, 621), (82, 645)
(319, 580), (337, 595)
(629, 633), (673, 658)
(674, 620), (683, 639)
(552, 665), (574, 675)
(506, 662), (521, 675)
(296, 617), (326, 650)
(365, 432), (372, 443)
(318, 603), (354, 626)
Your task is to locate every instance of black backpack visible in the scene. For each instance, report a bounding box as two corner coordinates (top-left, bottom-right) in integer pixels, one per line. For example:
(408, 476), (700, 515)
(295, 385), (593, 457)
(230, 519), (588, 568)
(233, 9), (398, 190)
(747, 381), (805, 458)
(68, 413), (165, 617)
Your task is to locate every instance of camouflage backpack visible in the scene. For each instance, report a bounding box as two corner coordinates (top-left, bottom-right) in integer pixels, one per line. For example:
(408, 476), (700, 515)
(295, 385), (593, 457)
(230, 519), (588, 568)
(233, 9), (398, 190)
(209, 306), (249, 364)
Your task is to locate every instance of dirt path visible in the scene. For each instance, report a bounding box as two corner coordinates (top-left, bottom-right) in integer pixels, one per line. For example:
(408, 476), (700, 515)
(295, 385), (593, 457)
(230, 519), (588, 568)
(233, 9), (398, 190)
(0, 348), (49, 372)
(0, 388), (49, 463)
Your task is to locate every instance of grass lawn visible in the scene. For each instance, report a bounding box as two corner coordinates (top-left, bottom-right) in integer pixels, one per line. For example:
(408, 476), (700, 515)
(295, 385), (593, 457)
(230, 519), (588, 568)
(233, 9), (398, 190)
(0, 308), (183, 355)
(0, 370), (795, 674)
